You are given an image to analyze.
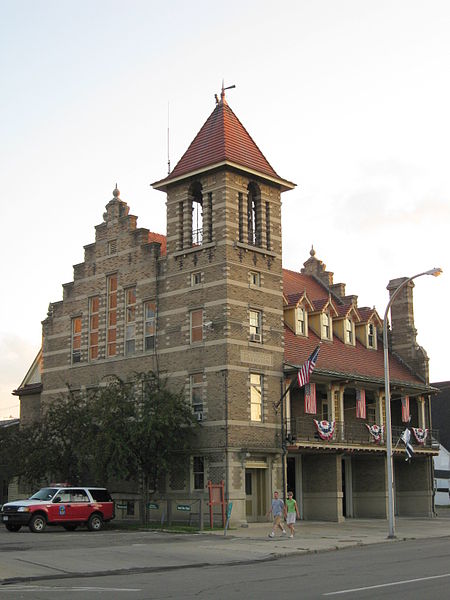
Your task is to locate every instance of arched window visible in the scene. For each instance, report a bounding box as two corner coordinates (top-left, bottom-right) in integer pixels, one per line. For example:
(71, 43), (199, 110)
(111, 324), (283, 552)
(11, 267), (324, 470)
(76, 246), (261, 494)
(190, 181), (203, 246)
(247, 182), (261, 247)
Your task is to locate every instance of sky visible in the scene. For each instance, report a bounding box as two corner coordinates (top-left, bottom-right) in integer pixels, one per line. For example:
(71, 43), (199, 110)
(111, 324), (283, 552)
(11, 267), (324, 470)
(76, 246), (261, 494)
(1, 0), (449, 419)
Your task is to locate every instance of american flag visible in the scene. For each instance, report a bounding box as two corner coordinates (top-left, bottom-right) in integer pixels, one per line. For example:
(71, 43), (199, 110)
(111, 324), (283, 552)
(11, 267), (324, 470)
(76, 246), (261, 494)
(304, 383), (317, 414)
(401, 396), (410, 423)
(297, 345), (320, 388)
(356, 389), (366, 419)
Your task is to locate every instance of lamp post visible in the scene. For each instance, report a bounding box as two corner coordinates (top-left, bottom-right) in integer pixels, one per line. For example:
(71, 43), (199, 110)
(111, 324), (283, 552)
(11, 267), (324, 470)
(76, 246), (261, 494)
(383, 267), (442, 539)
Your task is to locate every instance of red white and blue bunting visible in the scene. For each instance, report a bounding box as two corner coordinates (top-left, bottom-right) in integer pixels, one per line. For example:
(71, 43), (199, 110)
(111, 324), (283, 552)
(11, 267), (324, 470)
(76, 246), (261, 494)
(313, 419), (335, 441)
(365, 424), (384, 444)
(412, 427), (428, 445)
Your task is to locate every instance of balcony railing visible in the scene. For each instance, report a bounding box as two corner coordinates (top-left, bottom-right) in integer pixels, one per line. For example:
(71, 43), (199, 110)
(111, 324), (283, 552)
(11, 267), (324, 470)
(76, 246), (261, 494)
(285, 417), (439, 450)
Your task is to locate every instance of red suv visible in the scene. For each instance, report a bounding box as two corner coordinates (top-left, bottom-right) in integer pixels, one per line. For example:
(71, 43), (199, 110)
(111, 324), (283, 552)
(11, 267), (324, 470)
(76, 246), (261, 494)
(1, 486), (115, 533)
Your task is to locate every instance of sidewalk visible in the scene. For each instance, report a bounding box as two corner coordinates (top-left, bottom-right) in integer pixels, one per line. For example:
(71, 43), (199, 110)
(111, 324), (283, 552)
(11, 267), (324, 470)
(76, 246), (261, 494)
(2, 517), (450, 584)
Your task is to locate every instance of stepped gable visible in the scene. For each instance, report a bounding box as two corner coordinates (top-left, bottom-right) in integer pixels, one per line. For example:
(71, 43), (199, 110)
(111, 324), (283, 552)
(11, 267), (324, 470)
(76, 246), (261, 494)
(153, 90), (295, 190)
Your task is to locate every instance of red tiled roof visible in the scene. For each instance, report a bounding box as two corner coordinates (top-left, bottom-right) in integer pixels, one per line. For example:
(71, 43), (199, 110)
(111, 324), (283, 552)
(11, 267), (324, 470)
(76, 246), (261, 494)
(153, 97), (295, 189)
(283, 269), (330, 300)
(283, 270), (424, 387)
(284, 327), (423, 387)
(148, 232), (167, 256)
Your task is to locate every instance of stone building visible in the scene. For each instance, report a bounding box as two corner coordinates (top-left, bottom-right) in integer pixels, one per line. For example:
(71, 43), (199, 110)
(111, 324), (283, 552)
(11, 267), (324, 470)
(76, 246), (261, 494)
(14, 89), (437, 523)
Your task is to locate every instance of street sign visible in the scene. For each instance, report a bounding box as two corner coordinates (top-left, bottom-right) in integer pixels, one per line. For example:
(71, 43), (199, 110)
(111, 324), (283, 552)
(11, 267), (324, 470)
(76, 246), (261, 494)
(148, 503), (159, 509)
(226, 501), (233, 519)
(116, 503), (127, 509)
(177, 504), (191, 512)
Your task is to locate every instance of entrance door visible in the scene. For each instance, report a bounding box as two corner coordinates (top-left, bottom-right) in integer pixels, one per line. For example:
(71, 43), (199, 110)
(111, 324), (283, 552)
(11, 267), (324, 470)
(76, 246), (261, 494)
(245, 469), (267, 522)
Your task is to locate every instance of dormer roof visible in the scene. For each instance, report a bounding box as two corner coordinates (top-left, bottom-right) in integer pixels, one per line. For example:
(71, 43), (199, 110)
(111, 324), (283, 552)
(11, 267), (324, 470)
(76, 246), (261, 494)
(152, 91), (295, 192)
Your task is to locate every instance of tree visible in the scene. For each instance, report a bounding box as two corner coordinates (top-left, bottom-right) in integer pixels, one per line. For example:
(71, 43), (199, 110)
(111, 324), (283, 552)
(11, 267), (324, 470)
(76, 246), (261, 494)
(89, 372), (197, 523)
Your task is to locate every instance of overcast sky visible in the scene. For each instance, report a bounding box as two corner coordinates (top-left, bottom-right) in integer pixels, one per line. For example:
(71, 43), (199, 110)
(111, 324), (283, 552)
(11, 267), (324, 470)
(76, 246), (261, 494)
(1, 0), (449, 419)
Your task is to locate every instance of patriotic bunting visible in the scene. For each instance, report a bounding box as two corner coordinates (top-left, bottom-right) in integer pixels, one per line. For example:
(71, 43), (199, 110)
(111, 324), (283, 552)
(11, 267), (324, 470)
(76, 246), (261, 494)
(412, 427), (428, 445)
(401, 396), (410, 423)
(313, 419), (335, 441)
(304, 383), (317, 414)
(356, 389), (366, 419)
(365, 424), (384, 444)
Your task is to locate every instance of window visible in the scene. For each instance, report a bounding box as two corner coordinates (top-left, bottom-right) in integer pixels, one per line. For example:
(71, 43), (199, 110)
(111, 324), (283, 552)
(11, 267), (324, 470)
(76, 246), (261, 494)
(107, 274), (117, 356)
(191, 271), (202, 286)
(71, 316), (82, 363)
(190, 373), (203, 418)
(250, 373), (263, 421)
(144, 301), (156, 351)
(107, 239), (117, 255)
(126, 501), (135, 516)
(238, 193), (244, 242)
(191, 181), (203, 246)
(89, 296), (99, 360)
(368, 323), (376, 348)
(250, 271), (261, 287)
(265, 201), (271, 250)
(322, 312), (331, 340)
(193, 456), (205, 490)
(247, 182), (261, 246)
(345, 318), (354, 345)
(249, 309), (262, 342)
(125, 287), (136, 355)
(190, 309), (203, 343)
(296, 307), (306, 335)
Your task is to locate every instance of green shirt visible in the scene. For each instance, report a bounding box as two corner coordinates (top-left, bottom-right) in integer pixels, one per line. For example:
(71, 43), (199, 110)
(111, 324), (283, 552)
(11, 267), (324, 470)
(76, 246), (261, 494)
(286, 498), (296, 513)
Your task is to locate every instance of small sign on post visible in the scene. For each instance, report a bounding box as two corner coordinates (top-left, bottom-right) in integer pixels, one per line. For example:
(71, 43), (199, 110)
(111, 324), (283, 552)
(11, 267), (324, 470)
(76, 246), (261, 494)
(177, 504), (191, 512)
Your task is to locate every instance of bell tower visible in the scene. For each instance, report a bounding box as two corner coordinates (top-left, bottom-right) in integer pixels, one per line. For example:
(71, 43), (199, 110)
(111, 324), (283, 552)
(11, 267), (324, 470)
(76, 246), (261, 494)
(152, 89), (295, 524)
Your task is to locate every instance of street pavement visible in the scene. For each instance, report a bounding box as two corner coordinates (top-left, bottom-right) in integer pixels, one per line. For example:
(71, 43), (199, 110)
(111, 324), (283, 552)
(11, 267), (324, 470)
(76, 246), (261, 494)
(1, 515), (450, 585)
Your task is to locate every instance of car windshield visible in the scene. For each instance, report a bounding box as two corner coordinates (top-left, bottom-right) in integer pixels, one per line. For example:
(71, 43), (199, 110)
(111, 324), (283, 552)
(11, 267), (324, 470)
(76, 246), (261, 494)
(29, 488), (58, 501)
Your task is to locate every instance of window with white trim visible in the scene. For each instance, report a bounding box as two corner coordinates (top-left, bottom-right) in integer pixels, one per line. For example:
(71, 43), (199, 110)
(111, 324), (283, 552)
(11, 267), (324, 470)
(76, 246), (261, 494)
(296, 306), (307, 335)
(249, 309), (262, 342)
(144, 301), (156, 351)
(321, 312), (331, 340)
(191, 271), (202, 286)
(368, 323), (376, 349)
(125, 287), (136, 355)
(89, 296), (99, 360)
(250, 373), (263, 422)
(190, 373), (204, 417)
(345, 318), (354, 345)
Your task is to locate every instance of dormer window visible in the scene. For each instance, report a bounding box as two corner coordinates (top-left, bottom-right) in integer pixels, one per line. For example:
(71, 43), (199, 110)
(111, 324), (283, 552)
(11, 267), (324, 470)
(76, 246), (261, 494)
(368, 323), (376, 349)
(296, 306), (307, 336)
(345, 318), (354, 345)
(321, 312), (332, 340)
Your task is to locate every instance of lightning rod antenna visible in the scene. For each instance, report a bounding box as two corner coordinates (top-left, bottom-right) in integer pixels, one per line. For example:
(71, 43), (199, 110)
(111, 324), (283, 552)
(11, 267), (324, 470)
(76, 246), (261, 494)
(167, 101), (171, 174)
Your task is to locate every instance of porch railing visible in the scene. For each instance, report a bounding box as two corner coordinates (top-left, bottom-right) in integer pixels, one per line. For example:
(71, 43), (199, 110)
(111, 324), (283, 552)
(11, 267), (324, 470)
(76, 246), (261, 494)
(285, 417), (439, 449)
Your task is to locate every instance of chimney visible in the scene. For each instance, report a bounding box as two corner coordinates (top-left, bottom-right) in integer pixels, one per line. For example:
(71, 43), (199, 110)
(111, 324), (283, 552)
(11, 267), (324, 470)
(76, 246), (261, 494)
(387, 277), (429, 382)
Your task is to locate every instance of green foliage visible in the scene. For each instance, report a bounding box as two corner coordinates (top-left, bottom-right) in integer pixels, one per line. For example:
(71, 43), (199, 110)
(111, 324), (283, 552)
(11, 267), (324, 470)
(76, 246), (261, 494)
(16, 372), (197, 500)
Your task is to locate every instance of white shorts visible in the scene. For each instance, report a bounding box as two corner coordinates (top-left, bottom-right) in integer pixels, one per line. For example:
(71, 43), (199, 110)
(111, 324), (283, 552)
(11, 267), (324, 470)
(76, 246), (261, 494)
(286, 512), (296, 525)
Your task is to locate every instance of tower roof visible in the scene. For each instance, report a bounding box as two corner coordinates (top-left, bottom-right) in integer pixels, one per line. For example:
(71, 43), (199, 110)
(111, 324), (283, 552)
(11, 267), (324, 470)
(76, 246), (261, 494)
(153, 91), (295, 191)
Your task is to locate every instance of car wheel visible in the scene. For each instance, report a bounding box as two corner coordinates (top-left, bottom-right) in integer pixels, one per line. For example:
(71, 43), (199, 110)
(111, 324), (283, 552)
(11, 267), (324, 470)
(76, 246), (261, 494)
(87, 513), (103, 531)
(63, 524), (77, 531)
(29, 514), (47, 533)
(5, 523), (21, 532)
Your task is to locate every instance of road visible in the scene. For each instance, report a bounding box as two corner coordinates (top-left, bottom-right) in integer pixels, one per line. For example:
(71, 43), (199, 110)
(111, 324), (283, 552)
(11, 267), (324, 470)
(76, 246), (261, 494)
(1, 529), (450, 599)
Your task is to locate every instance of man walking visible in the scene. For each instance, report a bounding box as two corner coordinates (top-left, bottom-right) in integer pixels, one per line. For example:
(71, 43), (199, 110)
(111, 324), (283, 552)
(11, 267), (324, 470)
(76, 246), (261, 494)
(285, 490), (300, 538)
(267, 490), (286, 538)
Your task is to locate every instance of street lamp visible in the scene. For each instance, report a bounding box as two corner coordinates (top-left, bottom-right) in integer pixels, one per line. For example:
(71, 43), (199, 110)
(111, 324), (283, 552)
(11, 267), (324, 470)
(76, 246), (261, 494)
(383, 267), (442, 539)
